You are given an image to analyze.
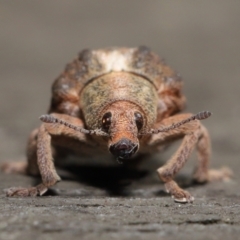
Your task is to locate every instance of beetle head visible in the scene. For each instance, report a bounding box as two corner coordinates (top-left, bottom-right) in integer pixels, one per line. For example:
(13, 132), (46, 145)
(101, 101), (145, 163)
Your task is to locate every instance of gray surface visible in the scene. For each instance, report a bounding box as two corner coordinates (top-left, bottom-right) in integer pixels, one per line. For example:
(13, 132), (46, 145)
(1, 1), (240, 239)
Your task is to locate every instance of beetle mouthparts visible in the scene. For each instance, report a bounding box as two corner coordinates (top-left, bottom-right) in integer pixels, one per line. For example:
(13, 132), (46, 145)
(109, 138), (138, 161)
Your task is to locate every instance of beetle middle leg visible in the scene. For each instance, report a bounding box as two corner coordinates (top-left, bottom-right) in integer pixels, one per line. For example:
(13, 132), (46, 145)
(148, 113), (232, 203)
(6, 113), (91, 197)
(1, 129), (40, 175)
(192, 125), (232, 183)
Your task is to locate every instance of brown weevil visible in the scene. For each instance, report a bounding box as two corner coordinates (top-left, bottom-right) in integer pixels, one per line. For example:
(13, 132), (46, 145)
(1, 46), (232, 202)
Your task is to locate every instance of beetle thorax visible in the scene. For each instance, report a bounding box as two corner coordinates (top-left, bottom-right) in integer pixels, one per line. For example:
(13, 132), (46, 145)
(80, 72), (158, 131)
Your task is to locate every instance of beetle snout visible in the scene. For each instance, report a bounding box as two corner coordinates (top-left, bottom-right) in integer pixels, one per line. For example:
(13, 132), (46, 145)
(109, 138), (138, 160)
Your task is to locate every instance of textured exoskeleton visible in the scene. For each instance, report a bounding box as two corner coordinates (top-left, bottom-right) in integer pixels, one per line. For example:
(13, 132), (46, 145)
(1, 46), (232, 202)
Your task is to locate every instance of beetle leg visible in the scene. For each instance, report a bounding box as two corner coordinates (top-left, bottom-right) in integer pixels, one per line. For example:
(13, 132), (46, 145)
(1, 129), (40, 175)
(1, 161), (28, 174)
(148, 114), (232, 203)
(192, 125), (233, 182)
(5, 113), (90, 197)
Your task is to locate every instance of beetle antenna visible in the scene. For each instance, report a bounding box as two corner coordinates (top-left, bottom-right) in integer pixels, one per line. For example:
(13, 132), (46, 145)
(39, 114), (109, 137)
(146, 111), (211, 135)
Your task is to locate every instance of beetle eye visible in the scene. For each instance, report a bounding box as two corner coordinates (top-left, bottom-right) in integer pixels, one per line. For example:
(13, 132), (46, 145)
(102, 112), (112, 132)
(134, 112), (143, 131)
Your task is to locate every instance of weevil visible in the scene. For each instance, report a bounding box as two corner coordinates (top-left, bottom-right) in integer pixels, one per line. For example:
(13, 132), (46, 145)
(1, 46), (232, 202)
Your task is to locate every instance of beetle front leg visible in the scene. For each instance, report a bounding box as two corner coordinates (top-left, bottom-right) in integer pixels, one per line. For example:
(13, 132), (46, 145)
(148, 113), (232, 203)
(157, 132), (198, 203)
(6, 125), (58, 197)
(6, 113), (90, 197)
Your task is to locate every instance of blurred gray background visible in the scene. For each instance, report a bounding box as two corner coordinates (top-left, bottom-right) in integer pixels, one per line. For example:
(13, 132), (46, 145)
(0, 1), (240, 240)
(1, 1), (240, 168)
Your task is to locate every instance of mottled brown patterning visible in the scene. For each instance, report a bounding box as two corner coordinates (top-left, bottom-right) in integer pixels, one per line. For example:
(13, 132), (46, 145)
(1, 46), (232, 203)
